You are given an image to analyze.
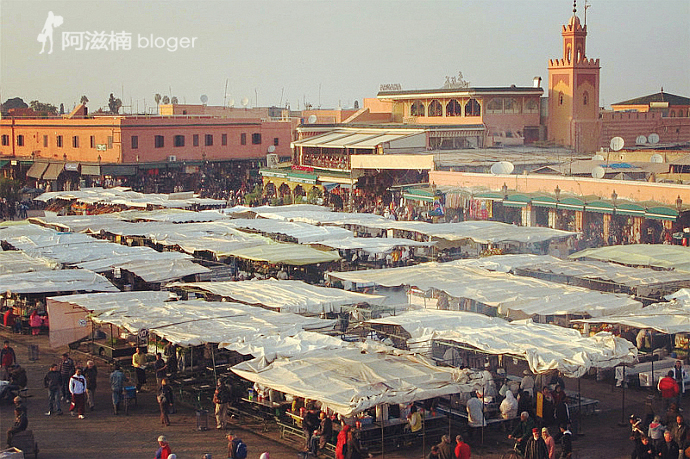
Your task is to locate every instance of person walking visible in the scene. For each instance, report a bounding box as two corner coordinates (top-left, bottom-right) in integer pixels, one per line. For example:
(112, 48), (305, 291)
(157, 378), (173, 426)
(0, 340), (16, 380)
(525, 428), (549, 459)
(132, 347), (147, 392)
(153, 353), (167, 389)
(69, 367), (87, 419)
(213, 378), (232, 429)
(658, 371), (680, 411)
(83, 360), (97, 411)
(154, 435), (172, 459)
(110, 363), (126, 415)
(59, 353), (75, 401)
(43, 363), (63, 415)
(335, 425), (351, 459)
(658, 430), (679, 459)
(542, 427), (555, 459)
(558, 425), (572, 459)
(454, 434), (471, 459)
(227, 432), (247, 459)
(672, 360), (687, 409)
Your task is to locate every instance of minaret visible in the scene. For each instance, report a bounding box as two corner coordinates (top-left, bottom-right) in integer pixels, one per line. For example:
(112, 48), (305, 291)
(547, 0), (601, 153)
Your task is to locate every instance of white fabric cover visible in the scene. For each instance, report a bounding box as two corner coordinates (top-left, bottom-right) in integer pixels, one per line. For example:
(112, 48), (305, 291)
(0, 251), (59, 274)
(367, 309), (638, 378)
(0, 269), (118, 294)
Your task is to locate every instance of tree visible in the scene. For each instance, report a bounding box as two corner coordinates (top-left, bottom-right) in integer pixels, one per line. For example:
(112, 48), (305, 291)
(29, 100), (58, 116)
(80, 95), (89, 105)
(108, 93), (122, 114)
(354, 100), (359, 109)
(154, 93), (162, 105)
(59, 103), (65, 115)
(162, 95), (170, 105)
(170, 96), (178, 105)
(0, 178), (20, 205)
(1, 97), (28, 111)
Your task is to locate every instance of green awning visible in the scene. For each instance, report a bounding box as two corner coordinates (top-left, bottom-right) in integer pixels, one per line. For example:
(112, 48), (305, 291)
(531, 196), (558, 209)
(81, 164), (101, 176)
(403, 193), (434, 203)
(616, 202), (646, 217)
(474, 191), (505, 201)
(645, 206), (679, 221)
(557, 197), (585, 211)
(0, 160), (9, 168)
(503, 193), (531, 208)
(100, 164), (138, 176)
(586, 200), (614, 214)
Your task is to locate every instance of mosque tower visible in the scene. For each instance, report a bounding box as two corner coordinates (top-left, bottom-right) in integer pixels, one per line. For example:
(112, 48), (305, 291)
(547, 1), (601, 153)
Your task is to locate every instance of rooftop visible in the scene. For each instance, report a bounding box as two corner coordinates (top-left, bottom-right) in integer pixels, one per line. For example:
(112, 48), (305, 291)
(612, 91), (690, 107)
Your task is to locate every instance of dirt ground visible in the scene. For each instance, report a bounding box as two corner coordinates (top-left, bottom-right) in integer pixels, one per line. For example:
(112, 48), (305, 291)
(0, 330), (663, 459)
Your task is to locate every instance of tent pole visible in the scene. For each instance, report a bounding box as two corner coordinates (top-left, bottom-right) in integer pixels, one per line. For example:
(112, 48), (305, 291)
(448, 393), (452, 439)
(422, 406), (426, 459)
(380, 404), (384, 459)
(618, 366), (627, 427)
(578, 377), (582, 435)
(211, 343), (218, 383)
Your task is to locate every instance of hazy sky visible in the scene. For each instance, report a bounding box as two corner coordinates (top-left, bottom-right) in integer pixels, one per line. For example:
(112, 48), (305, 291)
(1, 0), (688, 113)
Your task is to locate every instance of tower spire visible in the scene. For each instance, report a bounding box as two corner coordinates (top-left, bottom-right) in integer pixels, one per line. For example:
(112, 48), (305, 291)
(573, 0), (577, 15)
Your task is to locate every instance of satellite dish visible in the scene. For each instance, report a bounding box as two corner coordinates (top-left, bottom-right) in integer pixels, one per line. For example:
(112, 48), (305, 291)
(592, 154), (605, 161)
(635, 135), (647, 145)
(307, 114), (318, 124)
(650, 153), (664, 164)
(241, 97), (249, 107)
(267, 145), (276, 153)
(200, 94), (208, 104)
(591, 166), (605, 179)
(649, 133), (660, 144)
(490, 161), (514, 175)
(610, 136), (625, 152)
(228, 98), (235, 107)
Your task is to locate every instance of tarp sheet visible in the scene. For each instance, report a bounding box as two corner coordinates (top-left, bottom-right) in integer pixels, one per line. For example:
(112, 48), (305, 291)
(574, 301), (690, 335)
(0, 251), (59, 274)
(328, 261), (642, 318)
(570, 244), (690, 273)
(227, 244), (340, 265)
(34, 187), (225, 209)
(117, 258), (210, 283)
(311, 237), (434, 254)
(226, 218), (353, 243)
(170, 279), (386, 314)
(367, 309), (637, 378)
(220, 330), (349, 361)
(232, 346), (485, 416)
(47, 292), (335, 347)
(0, 269), (118, 294)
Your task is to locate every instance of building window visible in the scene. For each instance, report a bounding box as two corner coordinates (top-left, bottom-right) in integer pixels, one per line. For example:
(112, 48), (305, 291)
(525, 99), (539, 114)
(428, 100), (442, 117)
(240, 133), (246, 145)
(72, 136), (79, 148)
(56, 135), (63, 148)
(131, 136), (139, 149)
(1, 135), (9, 146)
(558, 92), (564, 106)
(174, 135), (185, 147)
(107, 136), (113, 149)
(205, 134), (213, 146)
(155, 135), (164, 148)
(583, 91), (589, 106)
(273, 137), (279, 146)
(43, 135), (48, 147)
(487, 98), (503, 114)
(252, 133), (262, 144)
(193, 134), (199, 146)
(410, 100), (425, 117)
(446, 99), (462, 117)
(222, 134), (228, 146)
(504, 98), (520, 114)
(90, 136), (95, 148)
(465, 98), (481, 116)
(16, 134), (25, 146)
(670, 111), (676, 117)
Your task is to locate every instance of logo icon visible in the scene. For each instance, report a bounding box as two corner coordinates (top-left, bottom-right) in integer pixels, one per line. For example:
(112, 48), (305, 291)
(37, 11), (64, 54)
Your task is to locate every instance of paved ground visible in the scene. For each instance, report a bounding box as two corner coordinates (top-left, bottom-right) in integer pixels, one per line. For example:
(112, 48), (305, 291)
(0, 326), (666, 459)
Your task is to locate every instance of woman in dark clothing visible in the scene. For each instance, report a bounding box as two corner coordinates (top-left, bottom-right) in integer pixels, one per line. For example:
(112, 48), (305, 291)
(345, 430), (366, 459)
(157, 378), (173, 426)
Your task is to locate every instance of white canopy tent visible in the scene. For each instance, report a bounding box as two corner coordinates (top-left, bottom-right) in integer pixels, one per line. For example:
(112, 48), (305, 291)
(0, 251), (59, 275)
(367, 309), (637, 378)
(232, 346), (484, 416)
(574, 301), (690, 335)
(34, 187), (226, 209)
(219, 330), (349, 362)
(328, 261), (642, 318)
(170, 279), (386, 314)
(0, 269), (118, 295)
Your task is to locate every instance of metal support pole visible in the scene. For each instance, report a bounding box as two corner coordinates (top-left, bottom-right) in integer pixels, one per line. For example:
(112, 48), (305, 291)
(618, 366), (627, 427)
(578, 377), (582, 435)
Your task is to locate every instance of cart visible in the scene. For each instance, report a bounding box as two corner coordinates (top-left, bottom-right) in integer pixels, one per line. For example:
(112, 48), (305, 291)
(123, 386), (137, 415)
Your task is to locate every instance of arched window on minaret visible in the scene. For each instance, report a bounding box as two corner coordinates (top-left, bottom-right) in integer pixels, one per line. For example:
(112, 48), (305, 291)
(576, 47), (582, 62)
(558, 92), (564, 106)
(567, 45), (572, 63)
(583, 91), (589, 106)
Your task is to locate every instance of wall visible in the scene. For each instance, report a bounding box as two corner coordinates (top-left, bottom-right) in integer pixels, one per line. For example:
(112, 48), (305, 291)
(429, 170), (690, 205)
(599, 111), (690, 149)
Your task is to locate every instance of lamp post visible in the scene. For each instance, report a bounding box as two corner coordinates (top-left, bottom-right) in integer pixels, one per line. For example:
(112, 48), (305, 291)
(501, 183), (508, 199)
(676, 196), (683, 213)
(554, 185), (561, 201)
(611, 190), (618, 208)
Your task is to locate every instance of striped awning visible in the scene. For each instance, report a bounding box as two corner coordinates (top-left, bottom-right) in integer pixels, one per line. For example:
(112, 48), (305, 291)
(26, 162), (49, 179)
(42, 163), (65, 181)
(81, 165), (101, 176)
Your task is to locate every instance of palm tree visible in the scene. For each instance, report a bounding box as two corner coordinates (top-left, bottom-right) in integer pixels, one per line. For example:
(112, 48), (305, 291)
(154, 93), (162, 114)
(80, 95), (89, 105)
(170, 96), (178, 105)
(162, 95), (170, 105)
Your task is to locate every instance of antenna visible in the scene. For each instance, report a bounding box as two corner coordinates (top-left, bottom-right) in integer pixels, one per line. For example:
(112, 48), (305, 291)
(490, 161), (514, 175)
(610, 136), (625, 152)
(584, 0), (590, 27)
(591, 166), (605, 179)
(223, 79), (228, 107)
(648, 133), (660, 144)
(635, 135), (647, 145)
(200, 94), (208, 105)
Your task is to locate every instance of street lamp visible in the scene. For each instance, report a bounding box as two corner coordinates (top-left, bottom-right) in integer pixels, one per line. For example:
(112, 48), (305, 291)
(501, 183), (508, 199)
(677, 196), (683, 213)
(554, 185), (561, 201)
(611, 190), (618, 207)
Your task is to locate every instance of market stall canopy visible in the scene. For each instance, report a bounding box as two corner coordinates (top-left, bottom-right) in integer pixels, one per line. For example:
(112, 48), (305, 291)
(0, 269), (118, 294)
(0, 251), (59, 275)
(47, 292), (334, 348)
(232, 346), (483, 416)
(574, 301), (690, 335)
(225, 218), (353, 243)
(226, 244), (340, 266)
(367, 309), (637, 378)
(34, 187), (225, 209)
(570, 244), (690, 273)
(116, 258), (210, 283)
(328, 261), (642, 318)
(310, 237), (434, 254)
(220, 330), (349, 362)
(170, 279), (385, 314)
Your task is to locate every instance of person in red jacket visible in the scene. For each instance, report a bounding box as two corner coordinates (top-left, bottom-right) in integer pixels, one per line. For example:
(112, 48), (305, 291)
(454, 434), (471, 459)
(659, 370), (680, 410)
(335, 424), (350, 459)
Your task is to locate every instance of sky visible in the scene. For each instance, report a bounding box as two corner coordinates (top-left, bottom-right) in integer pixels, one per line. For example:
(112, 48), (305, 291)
(1, 0), (689, 113)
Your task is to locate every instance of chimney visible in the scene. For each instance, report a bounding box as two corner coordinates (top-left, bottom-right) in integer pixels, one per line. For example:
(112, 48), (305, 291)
(533, 76), (542, 88)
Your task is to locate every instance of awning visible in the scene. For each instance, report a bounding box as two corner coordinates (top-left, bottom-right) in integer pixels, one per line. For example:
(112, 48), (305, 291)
(585, 200), (614, 214)
(531, 196), (558, 209)
(615, 202), (646, 217)
(42, 163), (65, 181)
(474, 191), (505, 201)
(645, 206), (679, 221)
(0, 160), (9, 168)
(81, 164), (101, 176)
(292, 130), (423, 149)
(322, 183), (339, 191)
(503, 194), (531, 208)
(26, 162), (49, 179)
(64, 162), (80, 172)
(100, 164), (138, 176)
(557, 197), (586, 211)
(403, 193), (434, 203)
